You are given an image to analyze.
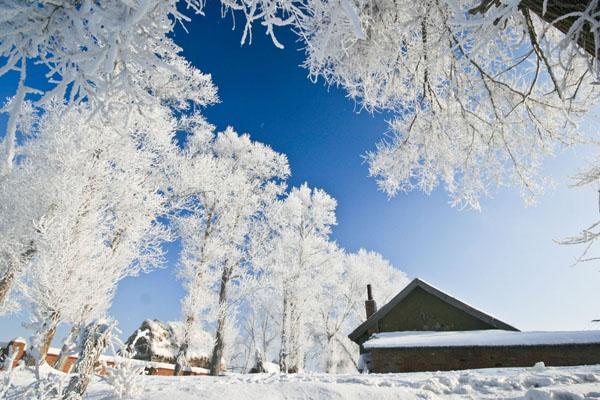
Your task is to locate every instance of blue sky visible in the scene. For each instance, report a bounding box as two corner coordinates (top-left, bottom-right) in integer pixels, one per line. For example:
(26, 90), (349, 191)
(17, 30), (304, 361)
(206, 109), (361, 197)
(1, 4), (600, 342)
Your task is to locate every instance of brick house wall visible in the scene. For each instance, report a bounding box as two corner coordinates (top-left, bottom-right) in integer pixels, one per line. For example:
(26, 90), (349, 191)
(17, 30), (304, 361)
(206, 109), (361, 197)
(45, 352), (78, 373)
(370, 344), (600, 373)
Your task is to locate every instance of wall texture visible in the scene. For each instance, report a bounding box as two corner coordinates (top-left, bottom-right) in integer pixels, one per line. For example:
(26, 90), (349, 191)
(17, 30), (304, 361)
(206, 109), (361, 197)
(370, 344), (600, 373)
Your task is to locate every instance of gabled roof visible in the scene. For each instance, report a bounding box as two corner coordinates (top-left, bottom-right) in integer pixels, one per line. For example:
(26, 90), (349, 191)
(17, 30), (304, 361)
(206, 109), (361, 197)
(348, 278), (519, 342)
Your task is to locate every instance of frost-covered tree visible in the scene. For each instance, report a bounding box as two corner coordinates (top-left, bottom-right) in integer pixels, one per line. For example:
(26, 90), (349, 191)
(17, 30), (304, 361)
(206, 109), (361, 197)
(300, 1), (598, 208)
(0, 0), (214, 172)
(253, 184), (339, 373)
(307, 246), (348, 373)
(215, 0), (600, 208)
(172, 125), (289, 375)
(558, 162), (600, 263)
(246, 189), (409, 373)
(0, 25), (217, 317)
(9, 103), (177, 369)
(0, 164), (40, 312)
(4, 0), (600, 208)
(345, 250), (409, 318)
(312, 249), (410, 372)
(234, 281), (282, 372)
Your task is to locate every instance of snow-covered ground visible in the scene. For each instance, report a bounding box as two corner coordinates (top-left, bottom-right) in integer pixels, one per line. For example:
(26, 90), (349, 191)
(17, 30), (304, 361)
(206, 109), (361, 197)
(3, 363), (600, 399)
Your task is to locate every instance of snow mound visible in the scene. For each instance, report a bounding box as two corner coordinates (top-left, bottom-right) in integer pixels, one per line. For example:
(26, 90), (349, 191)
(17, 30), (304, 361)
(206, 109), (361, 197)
(3, 364), (600, 400)
(525, 388), (586, 400)
(262, 362), (280, 374)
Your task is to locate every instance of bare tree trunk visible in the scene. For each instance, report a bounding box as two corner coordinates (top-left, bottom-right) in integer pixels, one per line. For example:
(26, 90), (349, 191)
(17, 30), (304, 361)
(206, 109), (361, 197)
(253, 350), (266, 373)
(0, 242), (36, 305)
(0, 269), (16, 306)
(278, 295), (301, 373)
(209, 317), (226, 375)
(54, 324), (82, 372)
(174, 315), (194, 376)
(209, 265), (232, 376)
(28, 310), (61, 370)
(287, 299), (301, 373)
(175, 208), (215, 376)
(38, 318), (59, 363)
(334, 337), (359, 370)
(278, 293), (290, 373)
(173, 343), (188, 376)
(63, 320), (112, 400)
(325, 335), (335, 373)
(1, 55), (27, 173)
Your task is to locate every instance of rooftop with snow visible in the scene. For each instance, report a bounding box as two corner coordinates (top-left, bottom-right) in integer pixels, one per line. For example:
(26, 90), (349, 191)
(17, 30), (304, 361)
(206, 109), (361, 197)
(364, 330), (600, 349)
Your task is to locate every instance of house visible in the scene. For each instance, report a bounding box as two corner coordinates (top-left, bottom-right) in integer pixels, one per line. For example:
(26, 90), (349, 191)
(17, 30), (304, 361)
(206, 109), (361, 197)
(125, 319), (211, 371)
(0, 333), (209, 377)
(349, 278), (600, 373)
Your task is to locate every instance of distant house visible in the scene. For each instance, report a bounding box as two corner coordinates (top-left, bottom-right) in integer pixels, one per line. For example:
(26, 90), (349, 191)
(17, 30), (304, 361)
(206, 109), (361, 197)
(349, 278), (600, 373)
(125, 319), (211, 375)
(0, 320), (211, 377)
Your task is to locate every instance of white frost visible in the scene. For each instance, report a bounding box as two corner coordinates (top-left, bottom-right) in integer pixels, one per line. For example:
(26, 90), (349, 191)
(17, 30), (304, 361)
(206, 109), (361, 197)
(4, 363), (600, 400)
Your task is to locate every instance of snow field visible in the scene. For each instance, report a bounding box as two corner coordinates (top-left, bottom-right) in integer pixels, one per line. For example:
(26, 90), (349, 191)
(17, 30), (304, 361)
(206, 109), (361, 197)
(4, 363), (600, 399)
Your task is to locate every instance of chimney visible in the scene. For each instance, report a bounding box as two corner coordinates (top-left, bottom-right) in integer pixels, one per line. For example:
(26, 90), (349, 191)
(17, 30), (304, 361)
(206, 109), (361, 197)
(365, 284), (377, 319)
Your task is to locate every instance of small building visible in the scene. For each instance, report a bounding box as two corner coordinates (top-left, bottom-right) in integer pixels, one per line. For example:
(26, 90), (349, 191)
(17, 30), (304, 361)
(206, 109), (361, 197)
(0, 337), (209, 376)
(125, 319), (211, 370)
(349, 278), (600, 373)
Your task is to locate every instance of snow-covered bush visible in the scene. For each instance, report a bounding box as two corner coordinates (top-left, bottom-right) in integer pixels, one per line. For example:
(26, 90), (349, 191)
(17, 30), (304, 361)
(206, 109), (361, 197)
(1, 362), (67, 400)
(102, 329), (147, 400)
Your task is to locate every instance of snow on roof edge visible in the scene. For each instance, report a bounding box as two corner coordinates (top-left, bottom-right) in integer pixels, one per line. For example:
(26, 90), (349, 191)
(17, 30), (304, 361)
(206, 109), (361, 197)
(364, 330), (600, 349)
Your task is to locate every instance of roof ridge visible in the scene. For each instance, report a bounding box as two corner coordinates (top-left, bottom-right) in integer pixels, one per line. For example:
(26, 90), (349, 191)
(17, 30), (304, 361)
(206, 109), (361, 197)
(412, 279), (519, 331)
(348, 278), (518, 342)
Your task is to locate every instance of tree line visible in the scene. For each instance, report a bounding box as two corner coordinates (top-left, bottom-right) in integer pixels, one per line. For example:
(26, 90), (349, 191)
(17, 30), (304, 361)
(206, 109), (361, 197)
(2, 0), (600, 397)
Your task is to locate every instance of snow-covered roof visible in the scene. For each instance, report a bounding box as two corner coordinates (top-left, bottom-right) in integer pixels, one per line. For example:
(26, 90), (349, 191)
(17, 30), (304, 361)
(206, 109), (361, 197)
(363, 330), (600, 349)
(126, 319), (212, 362)
(47, 347), (61, 355)
(126, 358), (209, 374)
(349, 278), (518, 343)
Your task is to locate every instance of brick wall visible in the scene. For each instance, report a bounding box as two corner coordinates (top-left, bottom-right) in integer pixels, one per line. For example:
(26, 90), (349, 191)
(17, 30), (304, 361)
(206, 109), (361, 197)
(45, 352), (78, 373)
(370, 344), (600, 373)
(1, 340), (27, 369)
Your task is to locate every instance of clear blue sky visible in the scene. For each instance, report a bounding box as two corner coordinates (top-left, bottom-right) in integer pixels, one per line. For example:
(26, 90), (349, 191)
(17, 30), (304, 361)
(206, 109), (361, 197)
(1, 4), (600, 343)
